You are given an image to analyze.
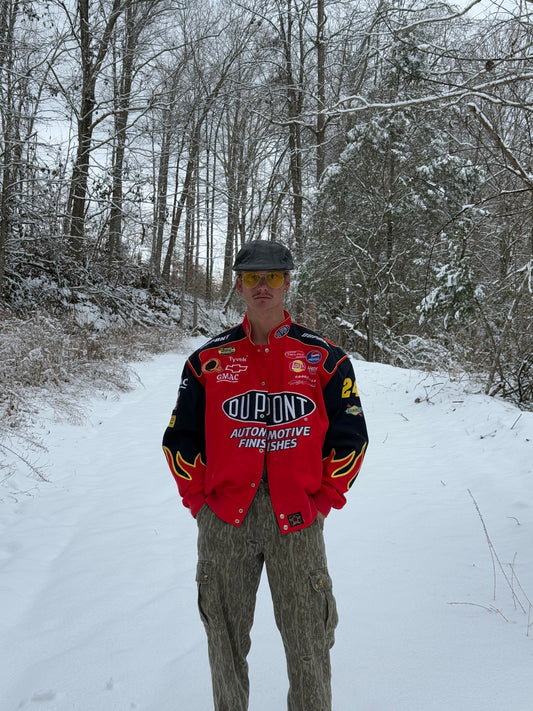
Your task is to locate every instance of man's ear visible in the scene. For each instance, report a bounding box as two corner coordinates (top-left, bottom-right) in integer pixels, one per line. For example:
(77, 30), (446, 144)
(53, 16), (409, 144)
(284, 274), (291, 291)
(235, 275), (243, 293)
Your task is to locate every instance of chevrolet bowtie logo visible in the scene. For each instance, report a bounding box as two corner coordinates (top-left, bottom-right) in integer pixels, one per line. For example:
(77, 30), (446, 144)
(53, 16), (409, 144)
(225, 364), (248, 374)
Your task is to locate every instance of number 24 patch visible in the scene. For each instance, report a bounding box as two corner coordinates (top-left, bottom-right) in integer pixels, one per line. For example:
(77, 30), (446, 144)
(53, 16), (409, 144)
(341, 377), (359, 398)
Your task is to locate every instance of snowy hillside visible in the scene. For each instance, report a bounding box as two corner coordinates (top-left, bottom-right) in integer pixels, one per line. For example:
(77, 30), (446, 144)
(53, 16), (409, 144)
(1, 340), (532, 711)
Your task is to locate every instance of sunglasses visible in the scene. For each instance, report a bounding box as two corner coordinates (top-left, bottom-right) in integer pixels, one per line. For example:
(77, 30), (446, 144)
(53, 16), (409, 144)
(241, 271), (285, 288)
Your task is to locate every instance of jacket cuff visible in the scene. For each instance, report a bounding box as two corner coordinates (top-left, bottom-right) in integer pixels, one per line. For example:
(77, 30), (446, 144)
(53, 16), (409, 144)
(186, 493), (205, 518)
(313, 487), (333, 518)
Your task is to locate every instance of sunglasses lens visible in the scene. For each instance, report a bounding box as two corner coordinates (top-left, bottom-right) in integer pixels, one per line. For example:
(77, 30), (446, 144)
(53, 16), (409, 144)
(266, 272), (284, 287)
(242, 271), (284, 288)
(243, 272), (261, 287)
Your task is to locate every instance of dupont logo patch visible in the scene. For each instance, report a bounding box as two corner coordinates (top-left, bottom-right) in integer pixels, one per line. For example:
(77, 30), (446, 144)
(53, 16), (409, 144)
(222, 391), (315, 424)
(288, 512), (303, 527)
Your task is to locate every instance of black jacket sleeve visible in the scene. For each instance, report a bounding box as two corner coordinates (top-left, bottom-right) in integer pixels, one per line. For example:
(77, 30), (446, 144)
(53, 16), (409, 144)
(315, 354), (368, 514)
(162, 361), (207, 516)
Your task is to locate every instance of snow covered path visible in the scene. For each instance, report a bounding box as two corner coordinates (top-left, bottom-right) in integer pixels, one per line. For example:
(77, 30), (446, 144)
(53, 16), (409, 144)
(1, 343), (532, 710)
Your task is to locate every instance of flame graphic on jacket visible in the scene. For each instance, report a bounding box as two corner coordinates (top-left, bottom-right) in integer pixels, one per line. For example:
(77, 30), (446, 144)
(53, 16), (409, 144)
(163, 447), (205, 481)
(324, 442), (367, 489)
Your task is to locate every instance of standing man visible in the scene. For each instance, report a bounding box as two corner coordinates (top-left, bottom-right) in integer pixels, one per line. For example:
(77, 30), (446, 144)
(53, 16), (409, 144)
(163, 239), (368, 711)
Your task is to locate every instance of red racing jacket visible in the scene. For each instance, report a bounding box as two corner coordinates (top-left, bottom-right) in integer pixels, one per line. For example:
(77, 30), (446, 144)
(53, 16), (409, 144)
(162, 311), (368, 533)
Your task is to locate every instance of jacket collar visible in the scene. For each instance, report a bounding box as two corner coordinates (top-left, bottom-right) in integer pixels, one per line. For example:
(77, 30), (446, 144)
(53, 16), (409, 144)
(243, 311), (291, 344)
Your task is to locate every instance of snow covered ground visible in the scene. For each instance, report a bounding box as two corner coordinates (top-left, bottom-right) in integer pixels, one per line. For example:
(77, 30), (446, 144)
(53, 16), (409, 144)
(1, 337), (532, 711)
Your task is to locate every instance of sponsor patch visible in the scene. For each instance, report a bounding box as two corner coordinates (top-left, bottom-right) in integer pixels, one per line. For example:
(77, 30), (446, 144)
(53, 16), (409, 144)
(217, 373), (239, 382)
(207, 333), (232, 345)
(218, 346), (236, 355)
(288, 377), (317, 387)
(290, 359), (306, 373)
(168, 415), (176, 428)
(275, 325), (290, 338)
(288, 512), (304, 527)
(226, 364), (248, 374)
(302, 332), (328, 345)
(306, 350), (322, 364)
(285, 350), (305, 359)
(223, 390), (315, 424)
(202, 358), (222, 374)
(346, 404), (363, 416)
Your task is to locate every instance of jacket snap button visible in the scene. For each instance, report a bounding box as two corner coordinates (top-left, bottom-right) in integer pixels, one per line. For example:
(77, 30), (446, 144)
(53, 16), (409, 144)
(279, 514), (285, 519)
(283, 525), (288, 531)
(238, 508), (244, 514)
(235, 518), (240, 524)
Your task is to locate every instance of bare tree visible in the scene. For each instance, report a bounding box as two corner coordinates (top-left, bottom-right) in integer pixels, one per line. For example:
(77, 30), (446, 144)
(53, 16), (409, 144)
(62, 0), (124, 255)
(0, 0), (62, 294)
(107, 0), (163, 266)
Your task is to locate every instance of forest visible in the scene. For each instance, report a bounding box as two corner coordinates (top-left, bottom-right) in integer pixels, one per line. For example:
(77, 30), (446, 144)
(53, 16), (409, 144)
(1, 0), (532, 435)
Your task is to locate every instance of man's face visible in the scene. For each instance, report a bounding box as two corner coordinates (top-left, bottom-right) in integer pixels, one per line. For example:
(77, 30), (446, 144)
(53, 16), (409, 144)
(235, 271), (290, 314)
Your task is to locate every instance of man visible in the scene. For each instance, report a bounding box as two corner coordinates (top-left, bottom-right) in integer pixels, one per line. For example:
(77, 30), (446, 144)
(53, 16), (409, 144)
(162, 239), (368, 711)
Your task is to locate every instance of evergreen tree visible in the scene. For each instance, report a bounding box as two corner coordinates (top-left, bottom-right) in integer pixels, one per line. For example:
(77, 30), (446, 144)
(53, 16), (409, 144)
(303, 31), (484, 360)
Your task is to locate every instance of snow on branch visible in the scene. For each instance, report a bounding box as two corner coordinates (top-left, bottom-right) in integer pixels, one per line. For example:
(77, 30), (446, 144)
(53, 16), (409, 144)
(394, 0), (486, 35)
(468, 103), (533, 188)
(331, 72), (533, 116)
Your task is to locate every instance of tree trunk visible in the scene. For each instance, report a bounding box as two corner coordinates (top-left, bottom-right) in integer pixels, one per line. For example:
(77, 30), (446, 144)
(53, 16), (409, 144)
(65, 0), (123, 256)
(0, 0), (19, 294)
(316, 0), (326, 182)
(162, 139), (200, 282)
(280, 0), (304, 260)
(108, 1), (137, 265)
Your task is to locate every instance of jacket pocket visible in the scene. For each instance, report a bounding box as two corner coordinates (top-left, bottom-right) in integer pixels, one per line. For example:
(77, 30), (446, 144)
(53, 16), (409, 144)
(309, 568), (339, 649)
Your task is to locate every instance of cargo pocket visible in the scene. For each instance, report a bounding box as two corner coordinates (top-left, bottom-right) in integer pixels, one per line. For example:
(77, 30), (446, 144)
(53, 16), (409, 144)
(196, 560), (223, 632)
(309, 568), (339, 649)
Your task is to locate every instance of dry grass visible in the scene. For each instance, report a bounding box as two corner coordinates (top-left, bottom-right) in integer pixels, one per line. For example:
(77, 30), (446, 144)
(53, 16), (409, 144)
(0, 307), (181, 486)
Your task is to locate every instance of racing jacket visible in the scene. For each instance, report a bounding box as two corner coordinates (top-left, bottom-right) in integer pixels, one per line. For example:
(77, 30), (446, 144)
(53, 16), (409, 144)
(162, 311), (368, 534)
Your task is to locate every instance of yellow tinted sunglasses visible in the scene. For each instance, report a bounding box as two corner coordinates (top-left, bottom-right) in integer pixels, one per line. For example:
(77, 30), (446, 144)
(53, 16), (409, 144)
(242, 271), (285, 288)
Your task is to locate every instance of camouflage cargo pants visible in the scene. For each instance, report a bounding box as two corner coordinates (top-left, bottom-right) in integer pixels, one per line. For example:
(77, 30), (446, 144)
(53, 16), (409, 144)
(196, 480), (338, 711)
